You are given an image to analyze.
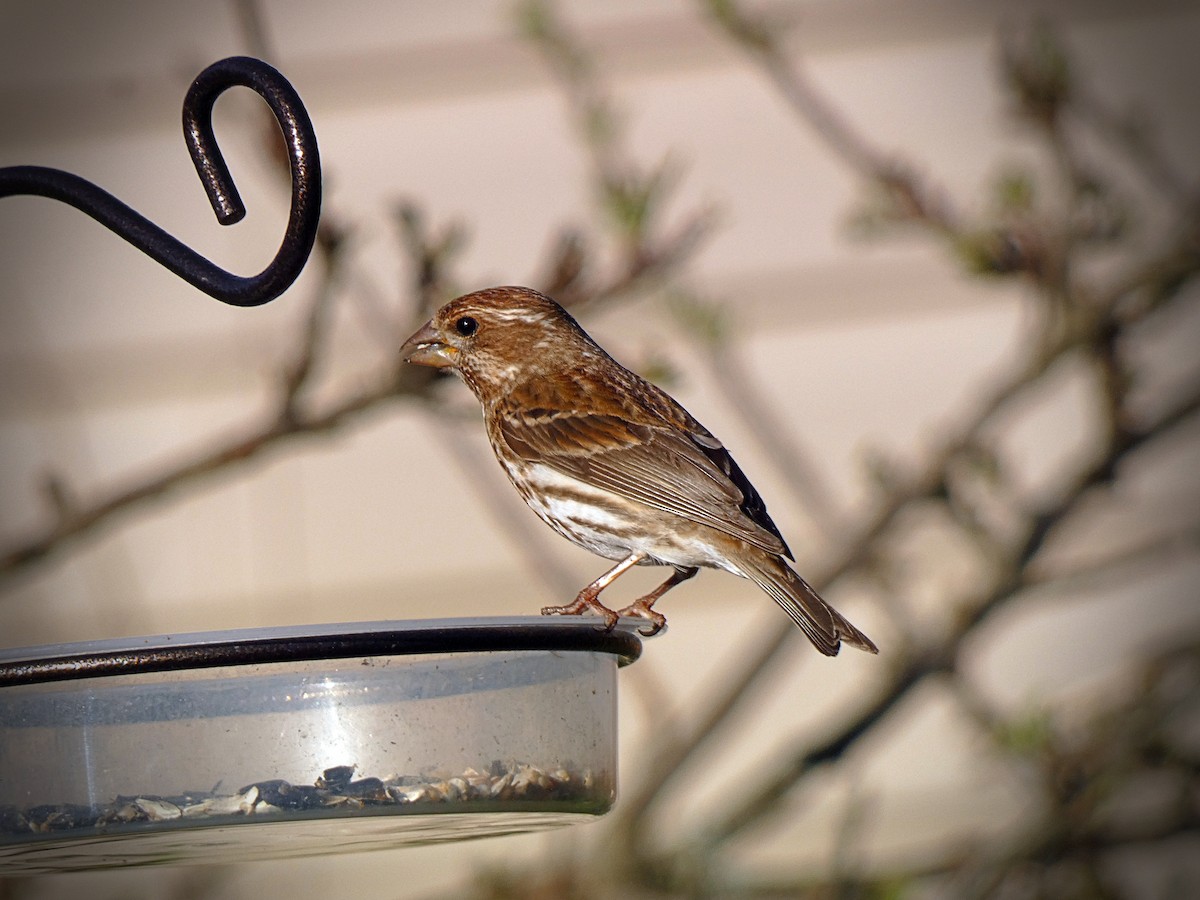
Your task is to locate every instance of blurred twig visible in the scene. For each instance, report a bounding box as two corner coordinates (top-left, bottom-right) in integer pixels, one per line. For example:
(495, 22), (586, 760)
(518, 0), (716, 314)
(0, 220), (707, 589)
(0, 5), (712, 592)
(706, 379), (1200, 849)
(523, 1), (847, 539)
(592, 3), (1200, 891)
(425, 412), (582, 601)
(667, 289), (847, 532)
(1022, 518), (1200, 592)
(702, 0), (962, 237)
(609, 260), (1177, 857)
(707, 345), (846, 532)
(2, 4), (1196, 898)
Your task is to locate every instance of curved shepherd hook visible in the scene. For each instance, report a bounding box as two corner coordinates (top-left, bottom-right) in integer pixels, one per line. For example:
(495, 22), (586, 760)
(0, 56), (321, 307)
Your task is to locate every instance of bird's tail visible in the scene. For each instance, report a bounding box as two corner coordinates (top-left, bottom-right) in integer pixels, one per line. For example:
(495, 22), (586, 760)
(739, 554), (878, 656)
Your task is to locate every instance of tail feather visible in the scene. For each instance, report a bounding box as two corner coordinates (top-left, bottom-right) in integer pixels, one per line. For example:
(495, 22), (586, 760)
(740, 555), (878, 656)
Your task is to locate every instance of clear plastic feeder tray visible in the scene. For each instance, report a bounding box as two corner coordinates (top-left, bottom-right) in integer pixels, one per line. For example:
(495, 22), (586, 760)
(0, 617), (642, 873)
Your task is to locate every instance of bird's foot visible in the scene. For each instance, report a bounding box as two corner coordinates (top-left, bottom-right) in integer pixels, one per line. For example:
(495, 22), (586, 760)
(615, 598), (667, 637)
(541, 596), (620, 631)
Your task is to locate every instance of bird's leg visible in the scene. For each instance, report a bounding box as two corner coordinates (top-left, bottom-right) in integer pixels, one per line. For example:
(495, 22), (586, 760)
(617, 566), (698, 636)
(542, 552), (646, 631)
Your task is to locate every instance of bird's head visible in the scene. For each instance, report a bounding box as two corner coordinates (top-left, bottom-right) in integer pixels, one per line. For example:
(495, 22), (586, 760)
(401, 286), (598, 398)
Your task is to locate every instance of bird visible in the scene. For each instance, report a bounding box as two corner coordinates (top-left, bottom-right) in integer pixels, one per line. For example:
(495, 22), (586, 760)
(400, 286), (877, 656)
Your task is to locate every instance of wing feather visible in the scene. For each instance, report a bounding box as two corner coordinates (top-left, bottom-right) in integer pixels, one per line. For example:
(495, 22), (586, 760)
(496, 406), (789, 557)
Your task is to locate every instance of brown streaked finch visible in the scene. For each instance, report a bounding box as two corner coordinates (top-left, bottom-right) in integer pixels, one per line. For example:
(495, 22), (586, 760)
(401, 286), (877, 655)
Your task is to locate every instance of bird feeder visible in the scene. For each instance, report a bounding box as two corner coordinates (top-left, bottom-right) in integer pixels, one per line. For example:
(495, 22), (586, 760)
(0, 54), (652, 875)
(0, 617), (642, 873)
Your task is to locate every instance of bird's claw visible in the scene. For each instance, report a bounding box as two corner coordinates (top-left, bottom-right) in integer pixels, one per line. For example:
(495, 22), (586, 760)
(541, 597), (620, 632)
(615, 600), (667, 637)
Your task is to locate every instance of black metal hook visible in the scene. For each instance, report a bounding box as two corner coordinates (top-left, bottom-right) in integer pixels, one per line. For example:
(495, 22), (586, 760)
(0, 56), (321, 307)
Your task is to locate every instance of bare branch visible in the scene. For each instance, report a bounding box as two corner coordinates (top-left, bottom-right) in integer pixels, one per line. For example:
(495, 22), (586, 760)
(0, 125), (710, 593)
(706, 344), (846, 532)
(1022, 520), (1200, 593)
(702, 379), (1200, 848)
(610, 7), (1200, 865)
(0, 361), (434, 583)
(612, 280), (1127, 849)
(424, 411), (581, 601)
(519, 0), (716, 314)
(701, 0), (962, 235)
(278, 228), (349, 425)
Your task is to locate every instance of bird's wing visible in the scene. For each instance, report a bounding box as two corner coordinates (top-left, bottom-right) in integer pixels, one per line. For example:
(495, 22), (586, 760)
(638, 379), (794, 561)
(495, 403), (790, 558)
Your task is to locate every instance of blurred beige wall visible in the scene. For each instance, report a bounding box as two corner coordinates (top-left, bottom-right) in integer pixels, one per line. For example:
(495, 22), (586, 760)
(2, 1), (1197, 896)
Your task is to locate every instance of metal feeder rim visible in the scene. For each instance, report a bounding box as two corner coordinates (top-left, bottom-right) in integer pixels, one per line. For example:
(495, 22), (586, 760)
(0, 616), (645, 688)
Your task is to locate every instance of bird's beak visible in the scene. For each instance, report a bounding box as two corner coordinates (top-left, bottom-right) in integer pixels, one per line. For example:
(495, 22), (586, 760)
(401, 320), (458, 369)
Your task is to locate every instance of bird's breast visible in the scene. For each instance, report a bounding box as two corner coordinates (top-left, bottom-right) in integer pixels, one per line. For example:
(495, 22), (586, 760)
(493, 452), (726, 569)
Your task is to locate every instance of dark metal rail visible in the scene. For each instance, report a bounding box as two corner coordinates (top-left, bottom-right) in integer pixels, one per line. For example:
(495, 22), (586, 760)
(0, 56), (321, 306)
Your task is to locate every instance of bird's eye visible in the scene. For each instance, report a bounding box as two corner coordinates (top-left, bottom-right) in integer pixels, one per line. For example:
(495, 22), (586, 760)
(455, 316), (478, 337)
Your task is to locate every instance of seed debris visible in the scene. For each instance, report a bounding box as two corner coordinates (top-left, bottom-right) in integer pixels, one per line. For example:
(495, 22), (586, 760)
(1, 761), (604, 841)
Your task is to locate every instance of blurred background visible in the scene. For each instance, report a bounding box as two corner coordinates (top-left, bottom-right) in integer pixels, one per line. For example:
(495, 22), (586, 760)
(2, 0), (1198, 896)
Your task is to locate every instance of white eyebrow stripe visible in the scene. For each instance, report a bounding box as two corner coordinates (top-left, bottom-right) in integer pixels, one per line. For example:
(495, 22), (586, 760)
(482, 308), (552, 325)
